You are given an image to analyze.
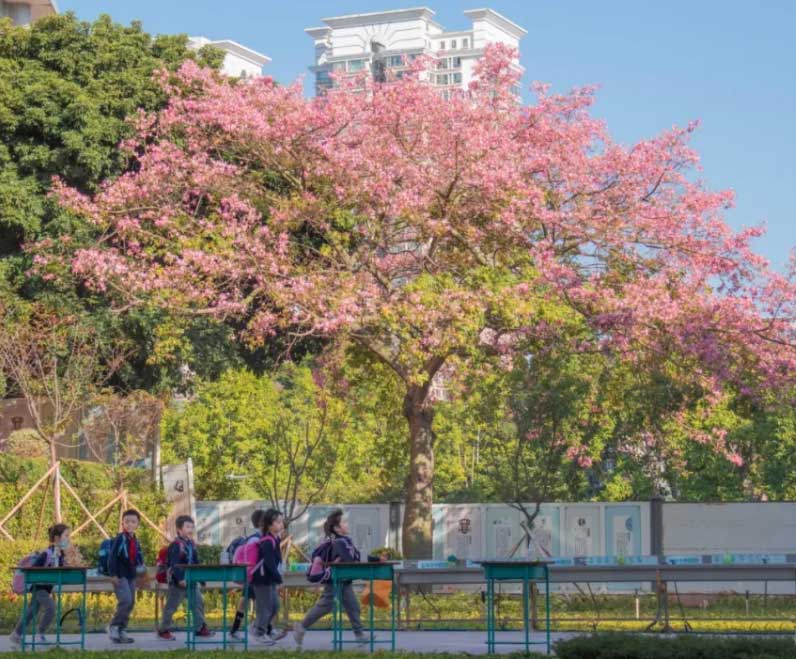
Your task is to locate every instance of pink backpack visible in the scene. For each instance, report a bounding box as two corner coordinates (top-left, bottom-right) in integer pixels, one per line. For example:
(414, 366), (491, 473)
(242, 535), (277, 583)
(12, 550), (46, 595)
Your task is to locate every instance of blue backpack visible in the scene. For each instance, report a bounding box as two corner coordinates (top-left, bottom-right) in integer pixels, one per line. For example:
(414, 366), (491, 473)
(97, 538), (113, 575)
(306, 539), (335, 584)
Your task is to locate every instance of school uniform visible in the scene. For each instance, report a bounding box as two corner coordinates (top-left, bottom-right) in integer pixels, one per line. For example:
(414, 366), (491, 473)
(107, 532), (145, 636)
(159, 536), (207, 632)
(251, 532), (282, 635)
(14, 546), (63, 637)
(301, 534), (363, 634)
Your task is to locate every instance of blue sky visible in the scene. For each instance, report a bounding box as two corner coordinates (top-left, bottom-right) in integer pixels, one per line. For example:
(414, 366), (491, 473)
(61, 1), (796, 269)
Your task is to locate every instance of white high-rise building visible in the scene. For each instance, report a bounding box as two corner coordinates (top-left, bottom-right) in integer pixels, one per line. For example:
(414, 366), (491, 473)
(306, 6), (525, 96)
(188, 36), (270, 79)
(0, 0), (57, 26)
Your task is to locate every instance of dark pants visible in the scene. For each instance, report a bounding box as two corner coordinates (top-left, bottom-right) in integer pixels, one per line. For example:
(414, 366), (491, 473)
(302, 583), (363, 634)
(110, 578), (136, 630)
(160, 584), (206, 632)
(15, 589), (55, 636)
(252, 584), (279, 634)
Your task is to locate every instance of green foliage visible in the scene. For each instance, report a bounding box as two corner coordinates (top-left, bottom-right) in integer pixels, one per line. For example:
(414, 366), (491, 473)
(554, 633), (795, 659)
(0, 453), (166, 586)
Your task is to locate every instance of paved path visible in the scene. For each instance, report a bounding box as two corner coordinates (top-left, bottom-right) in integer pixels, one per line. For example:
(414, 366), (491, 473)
(1, 630), (577, 653)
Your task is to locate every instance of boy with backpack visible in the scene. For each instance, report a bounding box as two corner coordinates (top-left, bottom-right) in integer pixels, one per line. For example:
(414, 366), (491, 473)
(228, 508), (264, 640)
(157, 515), (214, 640)
(293, 509), (371, 648)
(249, 509), (287, 644)
(107, 509), (146, 644)
(9, 524), (70, 648)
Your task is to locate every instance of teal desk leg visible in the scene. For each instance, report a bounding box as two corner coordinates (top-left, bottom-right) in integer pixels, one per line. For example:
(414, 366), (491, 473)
(369, 573), (375, 652)
(81, 580), (87, 649)
(545, 567), (551, 654)
(523, 577), (530, 654)
(243, 581), (249, 651)
(185, 580), (194, 650)
(391, 578), (396, 651)
(55, 572), (62, 649)
(21, 587), (29, 652)
(486, 578), (494, 654)
(333, 580), (342, 651)
(222, 576), (228, 650)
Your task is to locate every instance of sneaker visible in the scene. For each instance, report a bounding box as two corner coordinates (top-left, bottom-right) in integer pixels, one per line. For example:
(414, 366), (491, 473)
(229, 631), (244, 642)
(293, 623), (305, 648)
(157, 630), (177, 641)
(249, 623), (265, 638)
(270, 628), (288, 641)
(108, 625), (120, 643)
(196, 625), (215, 638)
(118, 629), (135, 644)
(255, 634), (276, 645)
(355, 632), (376, 646)
(9, 632), (21, 649)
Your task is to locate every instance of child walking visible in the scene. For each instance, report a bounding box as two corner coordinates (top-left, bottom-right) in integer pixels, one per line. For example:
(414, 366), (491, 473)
(251, 508), (287, 644)
(9, 524), (70, 648)
(108, 509), (146, 644)
(293, 509), (371, 648)
(229, 508), (264, 641)
(157, 515), (214, 640)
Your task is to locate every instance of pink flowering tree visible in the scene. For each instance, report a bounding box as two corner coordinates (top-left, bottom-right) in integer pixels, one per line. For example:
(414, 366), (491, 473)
(40, 45), (796, 557)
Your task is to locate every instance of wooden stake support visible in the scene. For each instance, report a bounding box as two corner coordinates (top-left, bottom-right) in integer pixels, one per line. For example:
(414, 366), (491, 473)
(71, 492), (124, 536)
(0, 462), (58, 541)
(126, 495), (171, 542)
(59, 472), (110, 539)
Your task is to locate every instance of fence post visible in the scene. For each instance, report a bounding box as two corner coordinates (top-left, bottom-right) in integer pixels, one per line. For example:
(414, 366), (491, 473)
(650, 497), (664, 561)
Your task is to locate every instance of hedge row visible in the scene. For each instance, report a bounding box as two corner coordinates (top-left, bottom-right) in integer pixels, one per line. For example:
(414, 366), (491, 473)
(554, 633), (796, 658)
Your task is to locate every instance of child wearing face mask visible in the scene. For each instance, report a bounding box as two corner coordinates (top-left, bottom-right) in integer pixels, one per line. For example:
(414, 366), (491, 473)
(107, 509), (146, 644)
(9, 524), (71, 648)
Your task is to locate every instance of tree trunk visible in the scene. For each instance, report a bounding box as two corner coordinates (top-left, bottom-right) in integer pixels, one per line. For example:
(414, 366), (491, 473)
(401, 389), (435, 559)
(50, 441), (62, 523)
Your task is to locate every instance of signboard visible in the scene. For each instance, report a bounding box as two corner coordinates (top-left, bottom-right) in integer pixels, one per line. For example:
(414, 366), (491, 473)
(564, 506), (601, 557)
(605, 505), (642, 558)
(195, 501), (221, 546)
(433, 504), (483, 560)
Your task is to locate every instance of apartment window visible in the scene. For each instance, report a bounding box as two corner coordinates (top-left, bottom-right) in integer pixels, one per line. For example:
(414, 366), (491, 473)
(317, 71), (332, 86)
(453, 72), (462, 84)
(348, 59), (365, 72)
(462, 38), (469, 48)
(437, 59), (449, 70)
(332, 61), (346, 72)
(451, 39), (457, 49)
(389, 55), (403, 67)
(452, 57), (462, 68)
(11, 417), (23, 431)
(437, 74), (449, 86)
(0, 4), (31, 24)
(439, 41), (446, 50)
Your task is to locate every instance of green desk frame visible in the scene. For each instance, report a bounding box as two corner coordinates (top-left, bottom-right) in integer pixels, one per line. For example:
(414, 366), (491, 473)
(330, 562), (396, 652)
(181, 564), (248, 650)
(480, 561), (551, 655)
(19, 567), (87, 652)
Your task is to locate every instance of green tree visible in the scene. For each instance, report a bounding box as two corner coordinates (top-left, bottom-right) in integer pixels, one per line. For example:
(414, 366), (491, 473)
(0, 13), (228, 391)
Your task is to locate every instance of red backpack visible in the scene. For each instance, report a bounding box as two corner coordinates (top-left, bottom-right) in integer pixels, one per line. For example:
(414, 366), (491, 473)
(155, 540), (185, 584)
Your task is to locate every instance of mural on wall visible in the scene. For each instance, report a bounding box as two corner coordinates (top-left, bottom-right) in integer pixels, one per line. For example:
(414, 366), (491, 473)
(526, 506), (561, 559)
(564, 506), (601, 557)
(605, 505), (642, 558)
(433, 504), (483, 560)
(194, 501), (221, 546)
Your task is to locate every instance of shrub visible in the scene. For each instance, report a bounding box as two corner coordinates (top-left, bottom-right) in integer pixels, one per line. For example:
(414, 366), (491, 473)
(554, 633), (796, 659)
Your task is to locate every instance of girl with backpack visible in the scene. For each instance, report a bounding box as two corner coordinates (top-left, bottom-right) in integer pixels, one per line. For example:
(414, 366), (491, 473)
(9, 524), (70, 648)
(250, 508), (287, 645)
(293, 509), (371, 649)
